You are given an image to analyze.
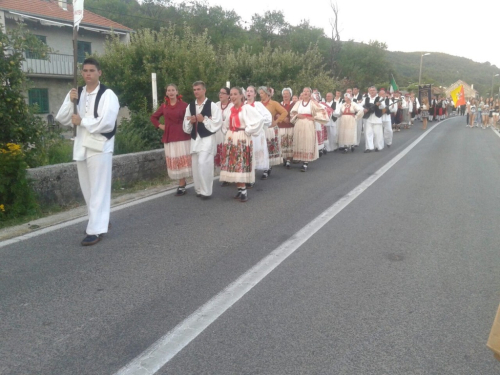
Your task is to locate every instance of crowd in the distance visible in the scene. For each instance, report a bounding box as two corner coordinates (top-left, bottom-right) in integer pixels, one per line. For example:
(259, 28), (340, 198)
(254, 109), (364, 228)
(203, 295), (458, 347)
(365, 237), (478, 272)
(463, 97), (500, 129)
(151, 81), (460, 203)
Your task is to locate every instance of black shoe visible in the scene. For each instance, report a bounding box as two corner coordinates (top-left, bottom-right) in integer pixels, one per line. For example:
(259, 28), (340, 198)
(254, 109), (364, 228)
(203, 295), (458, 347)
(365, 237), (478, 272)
(300, 164), (308, 172)
(246, 183), (254, 189)
(285, 160), (291, 169)
(387, 144), (391, 148)
(81, 234), (100, 246)
(199, 195), (211, 200)
(234, 190), (242, 199)
(375, 148), (379, 152)
(364, 149), (372, 153)
(175, 186), (187, 196)
(240, 191), (248, 202)
(221, 181), (230, 187)
(196, 193), (202, 197)
(261, 171), (268, 180)
(318, 150), (323, 157)
(351, 146), (355, 152)
(268, 167), (272, 176)
(343, 147), (349, 153)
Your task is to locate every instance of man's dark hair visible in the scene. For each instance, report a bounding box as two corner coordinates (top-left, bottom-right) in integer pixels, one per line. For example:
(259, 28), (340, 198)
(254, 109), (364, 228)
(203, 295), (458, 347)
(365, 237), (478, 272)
(82, 57), (100, 70)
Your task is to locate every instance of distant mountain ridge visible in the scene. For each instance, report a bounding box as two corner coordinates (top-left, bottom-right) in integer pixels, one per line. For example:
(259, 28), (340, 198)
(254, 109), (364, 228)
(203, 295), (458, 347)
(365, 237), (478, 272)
(387, 50), (500, 96)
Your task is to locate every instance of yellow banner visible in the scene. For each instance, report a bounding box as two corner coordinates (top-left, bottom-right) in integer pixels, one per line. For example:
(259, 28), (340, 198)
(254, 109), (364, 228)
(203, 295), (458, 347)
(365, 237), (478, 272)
(451, 85), (466, 107)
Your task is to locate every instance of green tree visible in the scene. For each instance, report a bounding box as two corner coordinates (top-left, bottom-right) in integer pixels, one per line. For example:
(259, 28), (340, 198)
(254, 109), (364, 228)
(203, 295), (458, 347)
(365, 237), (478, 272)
(337, 40), (392, 90)
(97, 25), (225, 111)
(0, 24), (49, 219)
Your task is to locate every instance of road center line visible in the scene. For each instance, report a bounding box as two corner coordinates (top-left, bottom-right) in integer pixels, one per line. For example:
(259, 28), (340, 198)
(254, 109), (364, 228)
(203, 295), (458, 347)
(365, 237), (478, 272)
(115, 121), (445, 375)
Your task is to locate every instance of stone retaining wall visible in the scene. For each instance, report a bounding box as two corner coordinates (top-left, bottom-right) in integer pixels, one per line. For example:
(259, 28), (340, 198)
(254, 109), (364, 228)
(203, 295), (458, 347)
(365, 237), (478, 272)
(27, 149), (166, 206)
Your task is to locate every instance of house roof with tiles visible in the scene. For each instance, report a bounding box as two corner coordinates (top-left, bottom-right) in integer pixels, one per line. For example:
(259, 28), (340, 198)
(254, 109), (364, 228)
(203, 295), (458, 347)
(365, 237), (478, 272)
(0, 0), (132, 32)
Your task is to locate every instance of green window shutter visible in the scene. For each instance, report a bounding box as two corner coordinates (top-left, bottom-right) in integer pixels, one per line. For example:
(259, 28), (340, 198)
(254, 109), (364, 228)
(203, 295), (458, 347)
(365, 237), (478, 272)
(77, 41), (92, 63)
(28, 89), (49, 114)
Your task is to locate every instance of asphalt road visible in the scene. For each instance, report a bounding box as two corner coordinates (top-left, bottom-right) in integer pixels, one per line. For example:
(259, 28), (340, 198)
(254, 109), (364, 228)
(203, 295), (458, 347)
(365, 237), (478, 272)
(2, 115), (500, 374)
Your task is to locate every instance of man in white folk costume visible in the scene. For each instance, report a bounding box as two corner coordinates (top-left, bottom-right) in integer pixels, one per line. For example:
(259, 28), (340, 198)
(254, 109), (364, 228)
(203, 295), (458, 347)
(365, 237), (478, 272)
(379, 88), (396, 148)
(352, 87), (364, 146)
(324, 92), (338, 152)
(55, 58), (120, 246)
(183, 81), (222, 199)
(363, 86), (386, 152)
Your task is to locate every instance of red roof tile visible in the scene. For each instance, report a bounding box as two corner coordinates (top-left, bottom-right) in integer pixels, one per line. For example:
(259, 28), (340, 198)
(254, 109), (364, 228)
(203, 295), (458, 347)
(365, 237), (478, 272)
(0, 0), (132, 31)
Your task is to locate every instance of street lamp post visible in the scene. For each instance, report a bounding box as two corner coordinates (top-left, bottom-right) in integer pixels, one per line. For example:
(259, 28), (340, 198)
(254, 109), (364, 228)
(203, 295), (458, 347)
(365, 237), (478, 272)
(418, 53), (431, 88)
(491, 73), (499, 98)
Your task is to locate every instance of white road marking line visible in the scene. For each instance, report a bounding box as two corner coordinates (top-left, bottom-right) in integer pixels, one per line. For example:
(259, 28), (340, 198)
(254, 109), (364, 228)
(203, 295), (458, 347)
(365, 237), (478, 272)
(490, 126), (500, 139)
(0, 177), (218, 248)
(114, 122), (444, 375)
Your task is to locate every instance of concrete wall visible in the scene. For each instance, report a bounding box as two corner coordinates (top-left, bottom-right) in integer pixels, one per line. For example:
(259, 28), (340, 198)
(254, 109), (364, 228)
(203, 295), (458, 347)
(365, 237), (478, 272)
(27, 149), (166, 206)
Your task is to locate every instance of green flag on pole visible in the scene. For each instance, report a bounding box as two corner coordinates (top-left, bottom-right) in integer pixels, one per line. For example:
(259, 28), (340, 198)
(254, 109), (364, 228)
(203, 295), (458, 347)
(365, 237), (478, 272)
(390, 75), (398, 93)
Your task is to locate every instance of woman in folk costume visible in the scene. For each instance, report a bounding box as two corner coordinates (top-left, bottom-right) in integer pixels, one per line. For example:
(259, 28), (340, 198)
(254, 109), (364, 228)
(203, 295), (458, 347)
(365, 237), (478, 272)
(311, 90), (327, 156)
(150, 84), (191, 196)
(290, 87), (329, 172)
(420, 97), (430, 130)
(258, 86), (288, 179)
(278, 87), (295, 169)
(219, 87), (264, 202)
(215, 87), (234, 186)
(246, 86), (272, 187)
(334, 93), (363, 153)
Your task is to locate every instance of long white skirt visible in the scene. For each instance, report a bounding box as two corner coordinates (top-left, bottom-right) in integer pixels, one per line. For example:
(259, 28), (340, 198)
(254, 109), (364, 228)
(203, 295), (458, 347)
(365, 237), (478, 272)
(293, 119), (319, 162)
(279, 127), (294, 159)
(220, 130), (255, 184)
(265, 125), (281, 167)
(164, 140), (192, 180)
(337, 115), (357, 147)
(325, 123), (337, 151)
(253, 129), (269, 170)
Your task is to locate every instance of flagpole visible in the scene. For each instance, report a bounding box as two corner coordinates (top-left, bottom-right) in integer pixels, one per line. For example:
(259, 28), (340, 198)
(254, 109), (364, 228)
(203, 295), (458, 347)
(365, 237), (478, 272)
(72, 26), (78, 137)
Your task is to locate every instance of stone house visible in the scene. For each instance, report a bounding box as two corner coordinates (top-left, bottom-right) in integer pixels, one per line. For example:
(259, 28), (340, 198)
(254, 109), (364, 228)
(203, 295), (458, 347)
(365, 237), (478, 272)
(0, 0), (131, 122)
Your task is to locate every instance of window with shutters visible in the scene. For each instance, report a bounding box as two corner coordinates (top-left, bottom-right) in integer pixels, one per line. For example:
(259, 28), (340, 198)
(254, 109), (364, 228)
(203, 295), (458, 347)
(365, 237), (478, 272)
(28, 89), (49, 114)
(77, 41), (92, 63)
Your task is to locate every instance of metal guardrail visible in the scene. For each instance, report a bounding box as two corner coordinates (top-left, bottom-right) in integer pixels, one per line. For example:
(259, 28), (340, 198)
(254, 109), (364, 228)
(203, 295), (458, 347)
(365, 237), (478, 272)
(21, 52), (73, 76)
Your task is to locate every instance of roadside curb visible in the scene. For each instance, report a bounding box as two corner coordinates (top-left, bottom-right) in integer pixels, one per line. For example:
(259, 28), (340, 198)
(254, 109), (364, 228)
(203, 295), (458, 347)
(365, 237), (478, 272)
(0, 182), (179, 242)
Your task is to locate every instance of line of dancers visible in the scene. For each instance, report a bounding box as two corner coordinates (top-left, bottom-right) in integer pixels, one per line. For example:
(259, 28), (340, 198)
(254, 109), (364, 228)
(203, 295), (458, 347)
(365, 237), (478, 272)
(151, 82), (427, 202)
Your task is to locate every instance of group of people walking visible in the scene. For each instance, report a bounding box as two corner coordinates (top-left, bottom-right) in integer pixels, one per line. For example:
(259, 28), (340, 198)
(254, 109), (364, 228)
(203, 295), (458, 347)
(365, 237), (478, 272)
(54, 57), (447, 246)
(464, 97), (500, 129)
(150, 81), (440, 204)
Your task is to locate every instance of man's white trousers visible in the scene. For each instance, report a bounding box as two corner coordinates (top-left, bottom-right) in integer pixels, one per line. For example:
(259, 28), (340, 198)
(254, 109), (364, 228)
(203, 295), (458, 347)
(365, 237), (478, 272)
(77, 153), (112, 236)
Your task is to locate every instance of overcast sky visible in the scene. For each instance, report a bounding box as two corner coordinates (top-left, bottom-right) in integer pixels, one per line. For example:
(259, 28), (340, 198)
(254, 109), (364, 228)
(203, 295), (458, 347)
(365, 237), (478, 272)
(183, 0), (500, 70)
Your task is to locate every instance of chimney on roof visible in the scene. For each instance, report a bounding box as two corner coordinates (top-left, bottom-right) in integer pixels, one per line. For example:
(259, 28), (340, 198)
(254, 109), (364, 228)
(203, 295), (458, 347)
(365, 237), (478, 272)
(58, 0), (68, 11)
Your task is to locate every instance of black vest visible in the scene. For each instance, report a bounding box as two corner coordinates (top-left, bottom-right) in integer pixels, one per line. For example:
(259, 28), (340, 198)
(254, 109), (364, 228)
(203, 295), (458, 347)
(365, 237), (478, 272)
(363, 96), (383, 119)
(330, 99), (343, 122)
(189, 99), (214, 140)
(353, 93), (363, 103)
(77, 84), (117, 140)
